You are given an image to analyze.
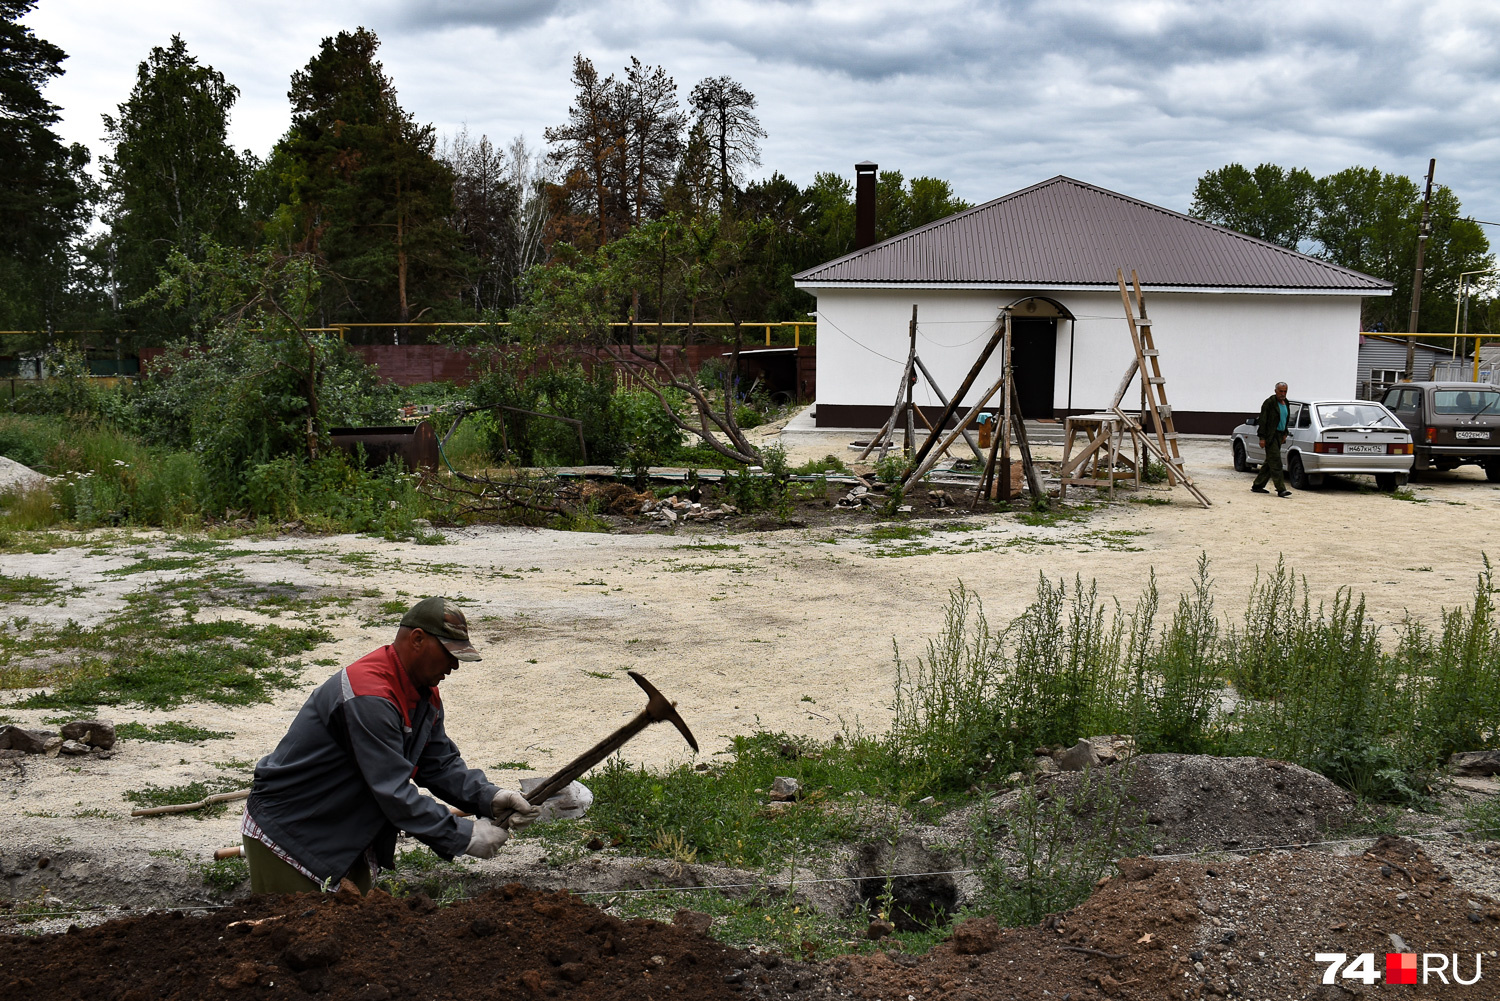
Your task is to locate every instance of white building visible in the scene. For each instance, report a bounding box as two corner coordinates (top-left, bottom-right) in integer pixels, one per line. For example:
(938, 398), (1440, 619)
(794, 176), (1391, 433)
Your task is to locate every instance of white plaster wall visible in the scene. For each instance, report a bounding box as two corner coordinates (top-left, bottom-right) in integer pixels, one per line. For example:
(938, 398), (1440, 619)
(811, 287), (1365, 416)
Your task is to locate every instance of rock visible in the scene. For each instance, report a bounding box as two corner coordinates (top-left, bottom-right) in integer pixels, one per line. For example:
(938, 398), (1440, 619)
(411, 518), (432, 529)
(1055, 738), (1101, 771)
(672, 909), (714, 935)
(1, 726), (54, 754)
(661, 507), (678, 523)
(0, 455), (50, 492)
(516, 778), (594, 822)
(59, 740), (90, 756)
(950, 916), (998, 954)
(0, 748), (26, 760)
(1449, 750), (1500, 776)
(768, 776), (800, 802)
(1087, 734), (1136, 764)
(61, 720), (116, 749)
(1033, 756), (1061, 775)
(865, 919), (895, 940)
(43, 736), (63, 757)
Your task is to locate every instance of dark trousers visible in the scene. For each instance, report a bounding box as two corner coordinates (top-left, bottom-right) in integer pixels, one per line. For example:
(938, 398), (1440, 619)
(1253, 436), (1286, 491)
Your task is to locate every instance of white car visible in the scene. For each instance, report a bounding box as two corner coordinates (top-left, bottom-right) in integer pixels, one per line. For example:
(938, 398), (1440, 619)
(1231, 399), (1414, 491)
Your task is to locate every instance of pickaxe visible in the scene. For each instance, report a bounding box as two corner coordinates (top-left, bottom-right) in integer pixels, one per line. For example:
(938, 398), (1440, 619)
(493, 670), (697, 826)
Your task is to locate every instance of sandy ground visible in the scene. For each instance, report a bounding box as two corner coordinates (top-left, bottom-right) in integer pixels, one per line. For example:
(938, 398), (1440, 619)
(4, 420), (1500, 907)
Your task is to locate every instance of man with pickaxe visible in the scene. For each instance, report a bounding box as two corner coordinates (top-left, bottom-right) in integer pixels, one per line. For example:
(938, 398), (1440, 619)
(241, 597), (539, 893)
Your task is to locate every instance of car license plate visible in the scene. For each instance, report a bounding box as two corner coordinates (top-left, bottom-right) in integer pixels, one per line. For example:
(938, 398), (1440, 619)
(1455, 430), (1491, 440)
(1344, 444), (1384, 454)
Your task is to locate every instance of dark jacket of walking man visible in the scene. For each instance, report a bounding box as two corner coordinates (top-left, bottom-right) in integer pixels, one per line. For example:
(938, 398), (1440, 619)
(242, 597), (539, 893)
(1253, 382), (1293, 497)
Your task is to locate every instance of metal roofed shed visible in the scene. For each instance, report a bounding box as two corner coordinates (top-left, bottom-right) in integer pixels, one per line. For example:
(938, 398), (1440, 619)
(796, 175), (1391, 433)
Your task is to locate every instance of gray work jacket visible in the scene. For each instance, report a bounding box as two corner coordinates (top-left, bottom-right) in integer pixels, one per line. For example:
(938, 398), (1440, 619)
(247, 645), (499, 884)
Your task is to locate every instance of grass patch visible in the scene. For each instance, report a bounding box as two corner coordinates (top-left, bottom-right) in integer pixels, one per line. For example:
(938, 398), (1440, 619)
(791, 454), (851, 476)
(1463, 795), (1500, 838)
(869, 524), (930, 542)
(116, 720), (234, 742)
(102, 556), (206, 576)
(524, 732), (914, 872)
(2, 581), (331, 710)
(1127, 495), (1173, 506)
(0, 571), (62, 603)
(199, 856), (250, 895)
(670, 542), (741, 552)
(1390, 488), (1428, 503)
(1013, 503), (1093, 527)
(492, 760), (531, 770)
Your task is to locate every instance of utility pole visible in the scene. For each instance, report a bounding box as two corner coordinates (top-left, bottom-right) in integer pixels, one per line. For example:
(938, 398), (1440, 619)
(1406, 158), (1436, 377)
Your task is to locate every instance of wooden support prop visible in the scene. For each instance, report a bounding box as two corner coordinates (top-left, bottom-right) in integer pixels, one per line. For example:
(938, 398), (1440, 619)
(904, 315), (1007, 478)
(904, 305), (918, 456)
(1011, 385), (1043, 499)
(999, 312), (1014, 501)
(862, 355), (913, 461)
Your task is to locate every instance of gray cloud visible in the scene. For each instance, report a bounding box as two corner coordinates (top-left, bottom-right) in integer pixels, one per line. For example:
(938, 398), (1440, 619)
(23, 0), (1500, 227)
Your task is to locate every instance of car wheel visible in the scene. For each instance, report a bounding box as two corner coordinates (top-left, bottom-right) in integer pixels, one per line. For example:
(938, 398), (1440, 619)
(1376, 473), (1398, 492)
(1288, 452), (1311, 490)
(1232, 439), (1249, 472)
(1487, 461), (1500, 483)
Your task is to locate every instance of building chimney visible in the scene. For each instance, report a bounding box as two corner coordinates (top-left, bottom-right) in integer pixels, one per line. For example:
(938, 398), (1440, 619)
(854, 161), (878, 250)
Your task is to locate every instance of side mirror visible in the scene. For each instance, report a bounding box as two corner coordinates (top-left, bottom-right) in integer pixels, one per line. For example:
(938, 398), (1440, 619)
(1247, 416), (1258, 427)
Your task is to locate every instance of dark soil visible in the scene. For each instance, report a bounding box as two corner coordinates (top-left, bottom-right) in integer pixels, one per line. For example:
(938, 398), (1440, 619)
(4, 840), (1497, 1001)
(0, 882), (818, 1001)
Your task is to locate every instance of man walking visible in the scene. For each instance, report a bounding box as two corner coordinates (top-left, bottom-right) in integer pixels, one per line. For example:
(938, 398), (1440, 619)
(242, 597), (539, 893)
(1252, 382), (1293, 497)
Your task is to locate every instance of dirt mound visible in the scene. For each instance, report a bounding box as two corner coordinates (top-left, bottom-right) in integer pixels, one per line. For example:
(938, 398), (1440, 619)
(1032, 753), (1357, 852)
(0, 882), (816, 1000)
(839, 837), (1500, 1000)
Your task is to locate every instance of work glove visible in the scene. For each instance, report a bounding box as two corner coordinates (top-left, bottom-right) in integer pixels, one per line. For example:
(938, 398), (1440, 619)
(464, 818), (510, 859)
(492, 789), (541, 831)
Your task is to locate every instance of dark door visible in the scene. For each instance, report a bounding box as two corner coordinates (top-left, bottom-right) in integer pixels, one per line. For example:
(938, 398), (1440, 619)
(1009, 318), (1056, 418)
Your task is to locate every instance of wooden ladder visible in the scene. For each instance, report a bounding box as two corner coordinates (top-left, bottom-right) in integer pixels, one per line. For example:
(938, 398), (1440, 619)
(1112, 269), (1211, 508)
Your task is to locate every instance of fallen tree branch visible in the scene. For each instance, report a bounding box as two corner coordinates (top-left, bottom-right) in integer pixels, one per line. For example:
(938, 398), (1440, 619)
(131, 789), (249, 818)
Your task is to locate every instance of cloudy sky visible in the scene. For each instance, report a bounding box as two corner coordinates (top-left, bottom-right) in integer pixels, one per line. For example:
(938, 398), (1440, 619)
(25, 0), (1500, 224)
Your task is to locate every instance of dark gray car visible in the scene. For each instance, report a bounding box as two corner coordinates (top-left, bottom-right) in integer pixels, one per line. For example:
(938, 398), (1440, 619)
(1379, 382), (1500, 480)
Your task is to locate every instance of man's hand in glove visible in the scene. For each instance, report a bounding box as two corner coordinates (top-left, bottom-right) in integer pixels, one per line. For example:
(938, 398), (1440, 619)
(465, 818), (510, 859)
(492, 789), (541, 830)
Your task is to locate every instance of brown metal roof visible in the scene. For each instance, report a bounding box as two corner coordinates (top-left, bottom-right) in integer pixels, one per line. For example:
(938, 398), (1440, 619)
(794, 176), (1391, 292)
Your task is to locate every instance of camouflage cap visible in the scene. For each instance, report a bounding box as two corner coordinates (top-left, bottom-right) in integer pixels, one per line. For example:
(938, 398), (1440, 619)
(400, 596), (481, 662)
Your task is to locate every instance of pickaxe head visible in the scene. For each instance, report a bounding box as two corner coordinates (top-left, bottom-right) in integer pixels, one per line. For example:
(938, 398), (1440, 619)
(628, 670), (699, 752)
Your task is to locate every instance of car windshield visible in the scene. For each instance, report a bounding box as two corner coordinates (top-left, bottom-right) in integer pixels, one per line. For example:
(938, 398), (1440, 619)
(1314, 403), (1401, 428)
(1432, 389), (1500, 416)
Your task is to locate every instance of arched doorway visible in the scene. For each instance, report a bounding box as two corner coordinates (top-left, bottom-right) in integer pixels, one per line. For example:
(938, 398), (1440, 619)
(1005, 296), (1074, 419)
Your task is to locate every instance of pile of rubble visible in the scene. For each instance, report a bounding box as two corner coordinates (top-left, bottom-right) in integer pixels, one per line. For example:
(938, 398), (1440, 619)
(0, 719), (116, 760)
(642, 495), (739, 524)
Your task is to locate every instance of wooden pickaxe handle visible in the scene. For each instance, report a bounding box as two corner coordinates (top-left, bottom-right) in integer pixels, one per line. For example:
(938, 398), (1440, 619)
(492, 671), (697, 827)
